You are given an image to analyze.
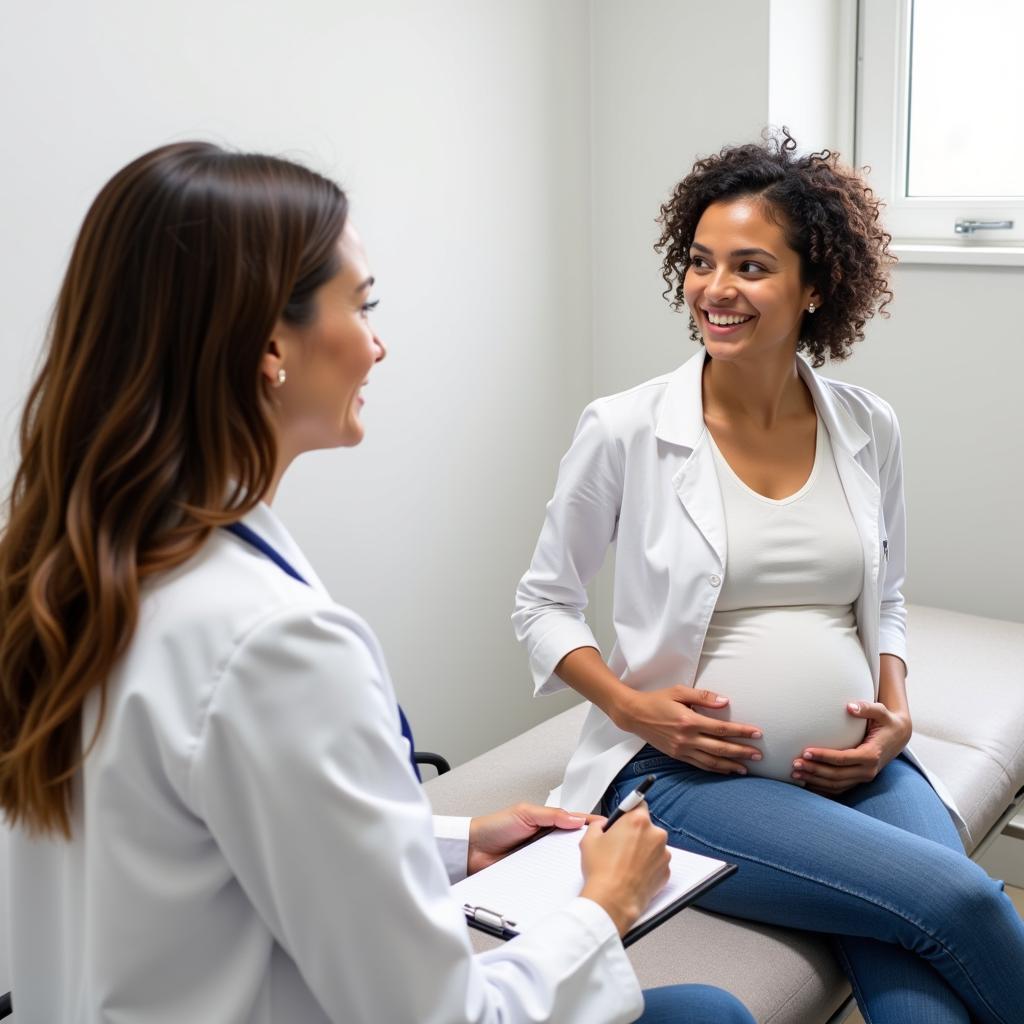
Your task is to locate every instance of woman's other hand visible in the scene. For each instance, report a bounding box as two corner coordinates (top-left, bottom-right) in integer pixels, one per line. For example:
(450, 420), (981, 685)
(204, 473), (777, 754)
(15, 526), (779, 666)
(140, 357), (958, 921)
(578, 806), (671, 937)
(615, 685), (764, 776)
(467, 803), (590, 875)
(793, 700), (912, 795)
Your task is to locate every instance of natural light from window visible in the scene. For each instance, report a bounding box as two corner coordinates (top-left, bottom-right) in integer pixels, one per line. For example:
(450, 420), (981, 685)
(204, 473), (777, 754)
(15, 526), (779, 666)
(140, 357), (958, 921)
(906, 0), (1024, 198)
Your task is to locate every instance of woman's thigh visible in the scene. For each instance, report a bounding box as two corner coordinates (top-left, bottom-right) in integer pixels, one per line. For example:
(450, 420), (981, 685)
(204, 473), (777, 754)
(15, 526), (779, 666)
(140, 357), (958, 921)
(609, 749), (986, 943)
(837, 755), (963, 852)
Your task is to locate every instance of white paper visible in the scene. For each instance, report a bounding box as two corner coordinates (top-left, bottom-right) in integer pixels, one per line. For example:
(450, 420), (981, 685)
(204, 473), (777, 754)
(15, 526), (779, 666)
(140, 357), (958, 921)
(451, 828), (728, 935)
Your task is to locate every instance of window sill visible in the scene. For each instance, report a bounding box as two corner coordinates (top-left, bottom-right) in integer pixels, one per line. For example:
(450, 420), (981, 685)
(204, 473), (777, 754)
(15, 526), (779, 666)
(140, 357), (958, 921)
(892, 242), (1024, 268)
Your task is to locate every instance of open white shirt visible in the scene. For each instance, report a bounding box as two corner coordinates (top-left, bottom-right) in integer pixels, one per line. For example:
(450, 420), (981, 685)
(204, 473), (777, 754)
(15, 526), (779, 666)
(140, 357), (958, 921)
(9, 503), (642, 1023)
(513, 351), (967, 842)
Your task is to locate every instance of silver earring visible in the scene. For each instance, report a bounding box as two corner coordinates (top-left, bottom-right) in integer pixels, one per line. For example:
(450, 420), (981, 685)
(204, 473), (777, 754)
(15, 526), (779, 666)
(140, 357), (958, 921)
(807, 303), (816, 314)
(274, 368), (287, 388)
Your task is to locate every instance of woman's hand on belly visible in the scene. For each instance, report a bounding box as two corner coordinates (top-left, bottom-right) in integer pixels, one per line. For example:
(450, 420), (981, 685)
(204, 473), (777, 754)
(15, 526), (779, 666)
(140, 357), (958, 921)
(615, 685), (764, 776)
(792, 700), (913, 795)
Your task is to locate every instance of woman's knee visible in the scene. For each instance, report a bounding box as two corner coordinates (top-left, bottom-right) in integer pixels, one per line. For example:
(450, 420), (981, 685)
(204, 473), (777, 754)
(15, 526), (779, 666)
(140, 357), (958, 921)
(938, 862), (1007, 923)
(903, 857), (1007, 951)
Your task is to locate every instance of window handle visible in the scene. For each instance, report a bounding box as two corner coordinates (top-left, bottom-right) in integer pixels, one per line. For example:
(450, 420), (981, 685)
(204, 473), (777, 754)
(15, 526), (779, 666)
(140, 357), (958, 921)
(954, 219), (1015, 235)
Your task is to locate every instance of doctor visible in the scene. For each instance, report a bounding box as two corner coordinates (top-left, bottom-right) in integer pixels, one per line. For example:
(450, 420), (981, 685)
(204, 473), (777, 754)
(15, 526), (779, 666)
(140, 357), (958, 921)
(0, 143), (756, 1024)
(514, 131), (1024, 1024)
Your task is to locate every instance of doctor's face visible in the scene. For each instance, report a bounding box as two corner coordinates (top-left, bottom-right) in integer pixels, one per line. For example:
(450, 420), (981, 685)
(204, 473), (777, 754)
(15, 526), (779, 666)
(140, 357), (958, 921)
(272, 221), (386, 452)
(682, 198), (819, 365)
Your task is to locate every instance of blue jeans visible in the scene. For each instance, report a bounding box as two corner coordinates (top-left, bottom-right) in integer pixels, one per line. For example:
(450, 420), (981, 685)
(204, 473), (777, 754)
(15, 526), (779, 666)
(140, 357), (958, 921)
(638, 984), (754, 1023)
(607, 750), (1024, 1024)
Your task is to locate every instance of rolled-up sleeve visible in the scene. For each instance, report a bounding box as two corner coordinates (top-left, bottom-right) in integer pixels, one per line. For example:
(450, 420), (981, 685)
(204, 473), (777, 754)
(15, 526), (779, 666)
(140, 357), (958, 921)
(513, 402), (623, 696)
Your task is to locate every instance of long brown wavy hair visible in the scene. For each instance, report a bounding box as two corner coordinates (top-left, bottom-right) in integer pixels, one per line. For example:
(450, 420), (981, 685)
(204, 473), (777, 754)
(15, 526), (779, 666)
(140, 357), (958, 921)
(0, 142), (348, 837)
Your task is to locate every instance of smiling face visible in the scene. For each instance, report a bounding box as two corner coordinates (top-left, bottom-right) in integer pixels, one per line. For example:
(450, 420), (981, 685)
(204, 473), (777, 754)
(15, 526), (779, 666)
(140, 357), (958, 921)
(682, 197), (820, 365)
(266, 220), (386, 456)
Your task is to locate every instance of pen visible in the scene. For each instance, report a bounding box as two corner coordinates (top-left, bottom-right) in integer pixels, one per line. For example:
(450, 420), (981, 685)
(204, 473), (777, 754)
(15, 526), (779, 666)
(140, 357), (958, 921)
(602, 774), (656, 831)
(463, 904), (520, 940)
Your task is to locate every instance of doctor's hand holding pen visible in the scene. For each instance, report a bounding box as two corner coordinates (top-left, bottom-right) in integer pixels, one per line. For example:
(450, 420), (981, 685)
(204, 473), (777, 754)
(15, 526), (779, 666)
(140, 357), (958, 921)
(580, 802), (670, 938)
(467, 795), (670, 939)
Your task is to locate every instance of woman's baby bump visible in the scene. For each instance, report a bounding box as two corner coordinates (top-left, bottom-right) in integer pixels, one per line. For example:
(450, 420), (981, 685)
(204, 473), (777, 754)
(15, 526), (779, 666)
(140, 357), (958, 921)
(695, 606), (874, 783)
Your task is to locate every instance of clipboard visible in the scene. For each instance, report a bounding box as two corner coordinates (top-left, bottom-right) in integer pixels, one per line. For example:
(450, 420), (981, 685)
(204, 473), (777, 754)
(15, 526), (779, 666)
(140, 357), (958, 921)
(452, 828), (737, 947)
(619, 861), (735, 946)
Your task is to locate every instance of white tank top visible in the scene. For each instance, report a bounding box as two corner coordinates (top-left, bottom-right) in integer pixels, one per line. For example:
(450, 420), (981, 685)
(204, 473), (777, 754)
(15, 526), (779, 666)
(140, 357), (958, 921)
(696, 416), (875, 782)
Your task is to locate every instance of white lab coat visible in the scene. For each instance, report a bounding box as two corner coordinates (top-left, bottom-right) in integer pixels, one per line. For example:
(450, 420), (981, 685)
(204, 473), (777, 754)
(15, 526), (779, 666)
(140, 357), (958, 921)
(514, 350), (967, 842)
(9, 503), (643, 1024)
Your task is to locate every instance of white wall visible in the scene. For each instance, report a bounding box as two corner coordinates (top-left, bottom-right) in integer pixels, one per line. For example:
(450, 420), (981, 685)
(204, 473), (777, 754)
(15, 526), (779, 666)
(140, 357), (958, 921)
(824, 264), (1024, 624)
(768, 0), (856, 156)
(590, 0), (771, 399)
(0, 0), (589, 769)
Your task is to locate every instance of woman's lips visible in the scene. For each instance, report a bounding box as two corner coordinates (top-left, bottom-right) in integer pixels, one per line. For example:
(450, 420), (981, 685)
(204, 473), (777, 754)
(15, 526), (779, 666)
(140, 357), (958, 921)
(702, 308), (755, 337)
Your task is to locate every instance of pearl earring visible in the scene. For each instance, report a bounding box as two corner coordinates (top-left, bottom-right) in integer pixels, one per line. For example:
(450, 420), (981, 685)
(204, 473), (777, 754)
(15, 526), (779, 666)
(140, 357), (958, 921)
(274, 368), (287, 387)
(807, 303), (816, 314)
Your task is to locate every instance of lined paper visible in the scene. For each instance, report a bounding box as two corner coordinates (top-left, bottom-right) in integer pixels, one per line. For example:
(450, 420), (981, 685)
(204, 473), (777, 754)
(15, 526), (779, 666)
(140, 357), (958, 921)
(451, 827), (727, 934)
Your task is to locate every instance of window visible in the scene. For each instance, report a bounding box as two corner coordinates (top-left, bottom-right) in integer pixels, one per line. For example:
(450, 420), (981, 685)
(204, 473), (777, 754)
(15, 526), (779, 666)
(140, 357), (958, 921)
(857, 0), (1024, 261)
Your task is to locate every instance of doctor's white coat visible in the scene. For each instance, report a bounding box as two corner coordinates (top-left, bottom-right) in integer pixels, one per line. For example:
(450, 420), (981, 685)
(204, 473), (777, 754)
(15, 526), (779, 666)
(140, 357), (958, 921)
(514, 350), (966, 842)
(9, 503), (644, 1024)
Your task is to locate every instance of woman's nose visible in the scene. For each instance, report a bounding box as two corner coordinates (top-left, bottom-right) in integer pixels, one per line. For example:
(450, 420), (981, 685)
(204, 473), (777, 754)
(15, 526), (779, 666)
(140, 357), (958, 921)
(373, 332), (387, 363)
(706, 268), (737, 301)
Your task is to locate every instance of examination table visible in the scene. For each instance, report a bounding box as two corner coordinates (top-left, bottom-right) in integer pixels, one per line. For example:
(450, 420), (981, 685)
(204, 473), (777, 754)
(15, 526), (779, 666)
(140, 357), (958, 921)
(426, 604), (1024, 1024)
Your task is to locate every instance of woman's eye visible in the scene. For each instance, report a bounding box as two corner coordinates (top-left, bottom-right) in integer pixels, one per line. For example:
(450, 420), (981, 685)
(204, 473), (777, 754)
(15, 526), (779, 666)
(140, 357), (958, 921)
(690, 255), (709, 269)
(739, 261), (766, 274)
(361, 299), (380, 317)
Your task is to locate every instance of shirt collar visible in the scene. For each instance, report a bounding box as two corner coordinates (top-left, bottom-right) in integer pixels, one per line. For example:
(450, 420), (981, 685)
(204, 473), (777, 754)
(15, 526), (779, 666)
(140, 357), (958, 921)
(654, 348), (869, 456)
(239, 501), (331, 596)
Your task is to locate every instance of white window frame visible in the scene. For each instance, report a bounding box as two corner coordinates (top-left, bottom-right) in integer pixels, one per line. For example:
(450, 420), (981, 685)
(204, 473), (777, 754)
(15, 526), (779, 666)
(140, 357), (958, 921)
(856, 0), (1024, 266)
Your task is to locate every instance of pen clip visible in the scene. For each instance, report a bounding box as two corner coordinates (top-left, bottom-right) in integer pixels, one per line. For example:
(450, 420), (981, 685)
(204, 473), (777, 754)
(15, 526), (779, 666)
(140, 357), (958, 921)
(463, 904), (517, 931)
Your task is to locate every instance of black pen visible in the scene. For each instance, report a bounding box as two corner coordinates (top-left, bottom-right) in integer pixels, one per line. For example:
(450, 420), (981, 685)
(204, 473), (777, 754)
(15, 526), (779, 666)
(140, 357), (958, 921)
(602, 774), (656, 831)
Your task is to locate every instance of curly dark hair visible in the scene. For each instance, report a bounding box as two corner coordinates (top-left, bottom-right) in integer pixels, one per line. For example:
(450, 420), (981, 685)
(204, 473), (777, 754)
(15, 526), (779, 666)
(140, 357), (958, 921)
(655, 128), (895, 366)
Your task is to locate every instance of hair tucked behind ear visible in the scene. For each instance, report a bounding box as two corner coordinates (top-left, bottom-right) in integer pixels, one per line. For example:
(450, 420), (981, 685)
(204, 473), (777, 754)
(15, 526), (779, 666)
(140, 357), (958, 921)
(0, 142), (347, 837)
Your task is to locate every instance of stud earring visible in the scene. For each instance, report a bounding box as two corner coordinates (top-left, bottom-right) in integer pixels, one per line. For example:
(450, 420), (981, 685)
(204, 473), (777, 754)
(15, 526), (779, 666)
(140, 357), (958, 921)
(807, 303), (816, 314)
(274, 368), (287, 387)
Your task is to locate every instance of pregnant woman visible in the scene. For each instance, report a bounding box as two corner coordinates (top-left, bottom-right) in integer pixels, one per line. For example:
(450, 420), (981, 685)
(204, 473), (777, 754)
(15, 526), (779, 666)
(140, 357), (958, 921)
(513, 131), (1024, 1023)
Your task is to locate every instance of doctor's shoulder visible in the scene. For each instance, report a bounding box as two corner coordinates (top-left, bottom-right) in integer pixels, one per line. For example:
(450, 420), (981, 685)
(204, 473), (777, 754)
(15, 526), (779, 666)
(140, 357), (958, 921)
(138, 531), (386, 695)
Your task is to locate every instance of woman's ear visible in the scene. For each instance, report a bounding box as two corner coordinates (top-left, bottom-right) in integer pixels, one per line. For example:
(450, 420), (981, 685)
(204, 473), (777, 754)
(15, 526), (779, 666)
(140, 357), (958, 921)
(261, 336), (286, 389)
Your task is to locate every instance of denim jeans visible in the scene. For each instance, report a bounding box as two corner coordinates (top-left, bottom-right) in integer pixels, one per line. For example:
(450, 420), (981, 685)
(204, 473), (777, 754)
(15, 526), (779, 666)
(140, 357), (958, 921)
(638, 984), (755, 1023)
(607, 750), (1024, 1024)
